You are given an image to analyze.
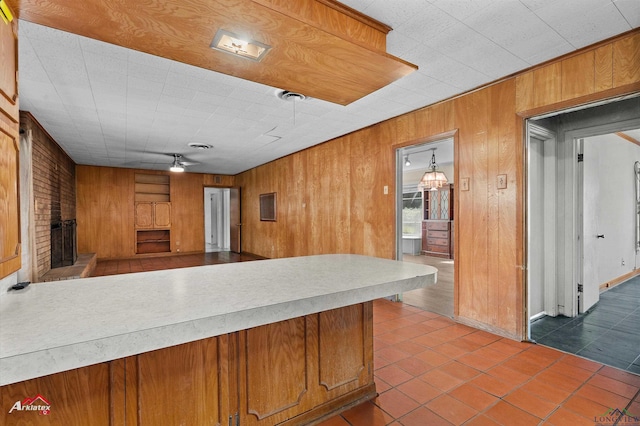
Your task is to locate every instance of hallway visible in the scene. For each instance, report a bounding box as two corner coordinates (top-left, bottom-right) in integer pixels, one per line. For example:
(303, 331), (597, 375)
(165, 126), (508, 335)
(532, 277), (640, 375)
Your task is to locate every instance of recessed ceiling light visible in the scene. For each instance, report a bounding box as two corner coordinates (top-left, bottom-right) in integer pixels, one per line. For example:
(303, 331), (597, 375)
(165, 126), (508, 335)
(210, 29), (271, 62)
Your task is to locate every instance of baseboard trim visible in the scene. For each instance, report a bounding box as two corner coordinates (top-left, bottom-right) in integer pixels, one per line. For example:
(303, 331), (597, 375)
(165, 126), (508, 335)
(454, 315), (523, 342)
(599, 269), (640, 292)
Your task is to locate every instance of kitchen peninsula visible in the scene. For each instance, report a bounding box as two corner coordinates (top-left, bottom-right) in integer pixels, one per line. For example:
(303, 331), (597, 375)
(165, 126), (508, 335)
(1, 254), (436, 425)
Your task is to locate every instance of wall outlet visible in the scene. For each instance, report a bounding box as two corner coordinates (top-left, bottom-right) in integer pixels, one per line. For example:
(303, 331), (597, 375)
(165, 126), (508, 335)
(621, 258), (625, 266)
(383, 185), (388, 195)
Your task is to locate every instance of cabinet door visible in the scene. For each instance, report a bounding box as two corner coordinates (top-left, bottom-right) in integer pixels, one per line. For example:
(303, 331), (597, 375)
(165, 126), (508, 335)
(0, 130), (20, 278)
(237, 317), (315, 426)
(134, 202), (153, 228)
(0, 362), (118, 426)
(153, 202), (171, 228)
(236, 304), (375, 426)
(0, 16), (18, 122)
(126, 336), (230, 426)
(316, 303), (373, 399)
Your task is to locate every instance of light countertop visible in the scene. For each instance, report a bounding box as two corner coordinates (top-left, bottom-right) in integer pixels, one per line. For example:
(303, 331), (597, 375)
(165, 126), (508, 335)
(0, 254), (436, 386)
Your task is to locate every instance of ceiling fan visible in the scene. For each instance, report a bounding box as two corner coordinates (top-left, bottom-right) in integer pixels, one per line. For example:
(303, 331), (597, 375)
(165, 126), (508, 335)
(169, 154), (197, 172)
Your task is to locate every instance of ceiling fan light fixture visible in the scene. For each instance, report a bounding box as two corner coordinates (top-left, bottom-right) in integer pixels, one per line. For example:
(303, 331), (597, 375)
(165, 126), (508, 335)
(170, 154), (185, 172)
(210, 29), (271, 62)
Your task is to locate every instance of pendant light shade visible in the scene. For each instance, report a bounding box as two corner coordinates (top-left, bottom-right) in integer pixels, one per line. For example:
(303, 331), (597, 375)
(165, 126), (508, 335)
(418, 148), (448, 191)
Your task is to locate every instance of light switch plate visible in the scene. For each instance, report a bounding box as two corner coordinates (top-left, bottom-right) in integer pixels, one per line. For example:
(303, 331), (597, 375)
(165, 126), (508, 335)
(461, 177), (469, 191)
(497, 174), (507, 189)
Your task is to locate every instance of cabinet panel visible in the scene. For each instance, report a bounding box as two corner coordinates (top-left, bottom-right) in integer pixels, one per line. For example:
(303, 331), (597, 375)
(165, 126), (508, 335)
(134, 202), (154, 228)
(318, 303), (372, 395)
(239, 317), (311, 425)
(0, 16), (18, 123)
(128, 336), (229, 426)
(426, 221), (449, 231)
(0, 362), (115, 426)
(0, 129), (20, 277)
(153, 202), (171, 228)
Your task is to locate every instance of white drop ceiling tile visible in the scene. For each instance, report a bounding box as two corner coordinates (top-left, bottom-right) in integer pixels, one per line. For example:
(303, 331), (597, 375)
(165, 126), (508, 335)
(191, 78), (236, 97)
(82, 51), (127, 76)
(19, 22), (79, 48)
(127, 49), (172, 70)
(396, 5), (461, 44)
(430, 0), (501, 21)
(161, 84), (197, 101)
(79, 37), (128, 61)
(421, 80), (462, 100)
(55, 87), (96, 108)
(127, 76), (164, 94)
(93, 94), (127, 113)
(357, 0), (434, 27)
(534, 1), (630, 47)
(186, 100), (220, 115)
(421, 54), (490, 90)
(509, 32), (574, 65)
(614, 0), (640, 27)
(19, 81), (60, 104)
(192, 91), (227, 107)
(128, 61), (169, 84)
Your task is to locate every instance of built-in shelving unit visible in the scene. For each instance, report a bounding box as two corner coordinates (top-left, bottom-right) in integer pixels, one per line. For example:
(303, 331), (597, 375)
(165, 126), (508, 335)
(134, 173), (170, 202)
(135, 173), (171, 254)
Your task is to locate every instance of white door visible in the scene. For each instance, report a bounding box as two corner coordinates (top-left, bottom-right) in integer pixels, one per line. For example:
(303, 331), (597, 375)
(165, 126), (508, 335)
(210, 193), (218, 246)
(580, 138), (600, 313)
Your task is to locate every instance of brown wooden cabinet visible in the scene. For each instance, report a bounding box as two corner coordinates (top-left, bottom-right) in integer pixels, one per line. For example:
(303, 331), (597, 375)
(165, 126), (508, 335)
(0, 303), (374, 426)
(422, 221), (452, 258)
(422, 184), (453, 258)
(134, 174), (172, 254)
(236, 303), (373, 425)
(135, 201), (171, 229)
(0, 12), (20, 279)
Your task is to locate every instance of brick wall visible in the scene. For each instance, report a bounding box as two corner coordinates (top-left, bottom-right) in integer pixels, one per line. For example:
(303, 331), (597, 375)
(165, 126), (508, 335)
(20, 112), (76, 278)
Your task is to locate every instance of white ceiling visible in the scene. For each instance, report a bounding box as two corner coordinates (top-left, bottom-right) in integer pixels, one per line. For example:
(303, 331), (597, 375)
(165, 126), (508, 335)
(17, 0), (639, 175)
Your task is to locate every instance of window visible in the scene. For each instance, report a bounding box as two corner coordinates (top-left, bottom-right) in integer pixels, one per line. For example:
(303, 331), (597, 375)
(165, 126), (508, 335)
(402, 191), (422, 235)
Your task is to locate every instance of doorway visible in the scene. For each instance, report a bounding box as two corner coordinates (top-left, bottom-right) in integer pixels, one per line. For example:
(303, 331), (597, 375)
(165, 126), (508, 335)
(204, 188), (231, 252)
(396, 137), (455, 317)
(526, 95), (640, 337)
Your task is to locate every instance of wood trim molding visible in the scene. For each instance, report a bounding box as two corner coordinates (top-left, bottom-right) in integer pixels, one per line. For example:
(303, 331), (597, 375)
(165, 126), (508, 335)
(599, 269), (640, 292)
(615, 131), (640, 146)
(515, 83), (640, 119)
(315, 0), (392, 33)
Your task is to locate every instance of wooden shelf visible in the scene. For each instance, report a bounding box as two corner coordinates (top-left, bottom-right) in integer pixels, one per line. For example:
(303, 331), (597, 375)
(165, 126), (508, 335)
(135, 173), (170, 202)
(136, 230), (170, 254)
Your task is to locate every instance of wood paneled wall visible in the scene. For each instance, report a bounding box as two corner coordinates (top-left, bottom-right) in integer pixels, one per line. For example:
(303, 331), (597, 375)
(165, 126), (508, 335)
(236, 29), (640, 339)
(0, 13), (20, 280)
(76, 165), (234, 259)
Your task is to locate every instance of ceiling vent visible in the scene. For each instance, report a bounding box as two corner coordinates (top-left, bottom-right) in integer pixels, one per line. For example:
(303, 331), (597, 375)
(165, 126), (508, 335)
(188, 143), (213, 149)
(277, 90), (306, 102)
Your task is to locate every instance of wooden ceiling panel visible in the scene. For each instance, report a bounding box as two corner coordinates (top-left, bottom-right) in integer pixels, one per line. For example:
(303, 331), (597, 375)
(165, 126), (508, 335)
(7, 0), (417, 105)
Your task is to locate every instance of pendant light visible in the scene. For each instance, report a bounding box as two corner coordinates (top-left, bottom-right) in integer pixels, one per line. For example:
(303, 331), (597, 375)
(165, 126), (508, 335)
(418, 148), (448, 191)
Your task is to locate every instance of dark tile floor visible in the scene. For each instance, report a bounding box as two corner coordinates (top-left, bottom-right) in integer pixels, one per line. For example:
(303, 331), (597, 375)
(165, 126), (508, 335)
(531, 277), (640, 374)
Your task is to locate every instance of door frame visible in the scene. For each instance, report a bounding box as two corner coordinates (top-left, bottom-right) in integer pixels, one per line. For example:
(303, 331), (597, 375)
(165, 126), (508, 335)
(563, 118), (640, 315)
(526, 123), (558, 331)
(393, 131), (457, 312)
